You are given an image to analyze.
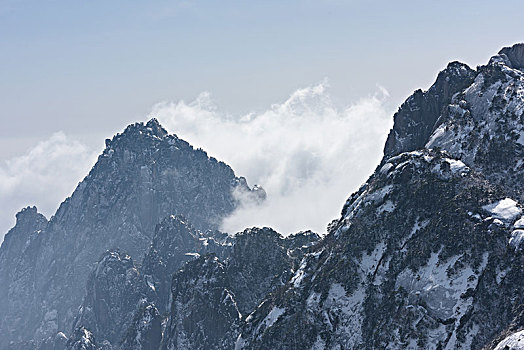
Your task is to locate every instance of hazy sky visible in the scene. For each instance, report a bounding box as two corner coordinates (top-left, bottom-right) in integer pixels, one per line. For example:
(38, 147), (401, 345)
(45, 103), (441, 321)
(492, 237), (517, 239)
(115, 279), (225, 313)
(1, 0), (524, 239)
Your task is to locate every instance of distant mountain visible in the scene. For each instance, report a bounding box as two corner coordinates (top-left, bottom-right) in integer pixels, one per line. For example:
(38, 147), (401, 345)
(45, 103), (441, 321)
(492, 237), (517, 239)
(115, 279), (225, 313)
(0, 118), (263, 348)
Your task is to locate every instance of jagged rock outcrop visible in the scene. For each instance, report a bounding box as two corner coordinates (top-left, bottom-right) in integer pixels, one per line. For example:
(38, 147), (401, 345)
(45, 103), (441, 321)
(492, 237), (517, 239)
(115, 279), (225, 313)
(384, 61), (476, 157)
(142, 215), (233, 314)
(237, 149), (523, 349)
(72, 250), (154, 347)
(72, 215), (237, 349)
(225, 227), (319, 315)
(162, 255), (241, 350)
(81, 220), (320, 349)
(120, 303), (163, 350)
(159, 227), (320, 349)
(386, 44), (524, 203)
(65, 327), (99, 350)
(0, 119), (261, 348)
(0, 207), (48, 346)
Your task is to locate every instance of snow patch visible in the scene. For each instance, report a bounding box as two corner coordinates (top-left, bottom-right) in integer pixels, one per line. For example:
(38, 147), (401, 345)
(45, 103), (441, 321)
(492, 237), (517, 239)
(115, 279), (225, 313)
(377, 200), (395, 214)
(494, 330), (524, 350)
(509, 230), (524, 249)
(323, 283), (366, 346)
(380, 163), (394, 174)
(517, 130), (524, 146)
(483, 198), (522, 221)
(426, 124), (447, 147)
(444, 158), (468, 174)
(290, 258), (308, 288)
(260, 307), (285, 330)
(514, 216), (524, 229)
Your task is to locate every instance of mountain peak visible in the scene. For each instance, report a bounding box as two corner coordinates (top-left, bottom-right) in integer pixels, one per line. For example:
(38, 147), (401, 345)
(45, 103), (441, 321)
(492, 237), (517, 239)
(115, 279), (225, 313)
(497, 43), (524, 70)
(105, 118), (169, 148)
(15, 206), (45, 226)
(145, 117), (168, 138)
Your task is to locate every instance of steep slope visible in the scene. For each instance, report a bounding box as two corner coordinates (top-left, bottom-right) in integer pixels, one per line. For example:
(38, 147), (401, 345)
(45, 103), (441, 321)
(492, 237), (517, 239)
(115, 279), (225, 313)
(71, 250), (154, 347)
(0, 207), (48, 344)
(73, 221), (319, 349)
(0, 118), (260, 348)
(162, 255), (241, 350)
(236, 44), (524, 350)
(161, 227), (320, 350)
(238, 150), (523, 349)
(72, 215), (233, 348)
(386, 44), (524, 202)
(141, 215), (233, 314)
(383, 61), (476, 157)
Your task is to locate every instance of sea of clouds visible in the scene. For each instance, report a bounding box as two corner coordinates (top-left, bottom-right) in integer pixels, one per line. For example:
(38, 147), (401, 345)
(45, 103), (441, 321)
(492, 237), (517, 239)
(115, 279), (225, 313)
(0, 81), (393, 241)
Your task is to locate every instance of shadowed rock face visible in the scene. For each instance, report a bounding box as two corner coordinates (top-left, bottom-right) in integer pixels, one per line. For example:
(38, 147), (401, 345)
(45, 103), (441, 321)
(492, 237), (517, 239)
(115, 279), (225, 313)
(383, 61), (476, 157)
(71, 219), (319, 349)
(71, 250), (154, 347)
(162, 255), (241, 350)
(385, 43), (524, 204)
(499, 43), (524, 70)
(120, 303), (163, 350)
(158, 227), (320, 350)
(0, 118), (262, 348)
(65, 327), (98, 350)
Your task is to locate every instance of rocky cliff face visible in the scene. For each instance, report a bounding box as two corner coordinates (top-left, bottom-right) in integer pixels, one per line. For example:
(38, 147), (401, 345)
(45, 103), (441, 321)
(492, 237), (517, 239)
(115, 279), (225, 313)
(385, 45), (524, 203)
(235, 44), (524, 350)
(69, 220), (319, 349)
(0, 119), (261, 348)
(70, 215), (235, 348)
(160, 227), (320, 350)
(0, 207), (48, 345)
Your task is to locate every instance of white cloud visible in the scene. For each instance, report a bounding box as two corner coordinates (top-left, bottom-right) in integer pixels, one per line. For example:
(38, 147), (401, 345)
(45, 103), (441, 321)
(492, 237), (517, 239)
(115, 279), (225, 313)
(152, 80), (393, 235)
(0, 81), (393, 242)
(0, 132), (97, 240)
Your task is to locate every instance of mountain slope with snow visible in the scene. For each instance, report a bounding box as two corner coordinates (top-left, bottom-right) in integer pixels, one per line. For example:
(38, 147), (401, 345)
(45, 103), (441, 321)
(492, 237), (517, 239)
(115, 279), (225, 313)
(236, 44), (524, 350)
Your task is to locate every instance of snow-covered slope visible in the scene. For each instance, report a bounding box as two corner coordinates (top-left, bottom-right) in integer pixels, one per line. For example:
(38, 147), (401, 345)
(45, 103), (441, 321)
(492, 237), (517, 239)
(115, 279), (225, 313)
(236, 44), (524, 350)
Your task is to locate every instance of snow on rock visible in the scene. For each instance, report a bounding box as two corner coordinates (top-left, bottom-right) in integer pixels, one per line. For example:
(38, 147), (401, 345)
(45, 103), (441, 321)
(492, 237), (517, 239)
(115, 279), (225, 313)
(444, 158), (468, 174)
(483, 198), (522, 221)
(323, 283), (366, 346)
(514, 216), (524, 229)
(396, 251), (486, 321)
(260, 306), (285, 330)
(377, 200), (396, 214)
(494, 330), (524, 350)
(509, 230), (524, 249)
(380, 163), (394, 174)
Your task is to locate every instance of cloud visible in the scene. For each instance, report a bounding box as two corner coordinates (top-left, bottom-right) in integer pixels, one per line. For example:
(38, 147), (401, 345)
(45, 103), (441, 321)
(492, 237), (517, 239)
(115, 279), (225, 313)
(0, 132), (97, 240)
(152, 80), (393, 235)
(0, 81), (393, 242)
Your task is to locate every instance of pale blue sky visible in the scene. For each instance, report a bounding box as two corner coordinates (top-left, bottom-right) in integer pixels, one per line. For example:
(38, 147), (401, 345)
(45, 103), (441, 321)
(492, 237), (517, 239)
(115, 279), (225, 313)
(1, 0), (524, 237)
(1, 0), (524, 155)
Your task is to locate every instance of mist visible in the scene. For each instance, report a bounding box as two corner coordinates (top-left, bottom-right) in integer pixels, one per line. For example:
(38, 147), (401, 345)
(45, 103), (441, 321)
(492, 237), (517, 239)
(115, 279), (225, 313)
(153, 81), (393, 235)
(0, 132), (98, 239)
(0, 82), (393, 241)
